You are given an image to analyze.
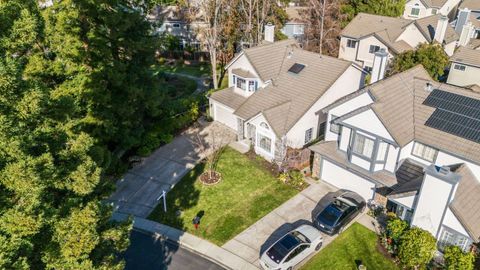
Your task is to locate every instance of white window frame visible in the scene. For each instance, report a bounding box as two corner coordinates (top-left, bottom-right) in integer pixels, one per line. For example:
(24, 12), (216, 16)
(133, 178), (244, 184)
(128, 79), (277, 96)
(346, 39), (357, 48)
(412, 142), (437, 163)
(454, 64), (466, 71)
(330, 115), (340, 134)
(293, 24), (304, 35)
(248, 80), (257, 92)
(257, 132), (273, 154)
(352, 133), (375, 159)
(376, 142), (388, 162)
(305, 128), (313, 144)
(411, 7), (420, 16)
(369, 45), (380, 54)
(236, 77), (246, 90)
(438, 227), (470, 252)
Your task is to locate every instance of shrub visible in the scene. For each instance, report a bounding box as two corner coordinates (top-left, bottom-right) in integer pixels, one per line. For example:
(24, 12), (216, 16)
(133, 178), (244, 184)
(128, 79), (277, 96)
(398, 227), (437, 269)
(386, 217), (409, 243)
(443, 245), (475, 270)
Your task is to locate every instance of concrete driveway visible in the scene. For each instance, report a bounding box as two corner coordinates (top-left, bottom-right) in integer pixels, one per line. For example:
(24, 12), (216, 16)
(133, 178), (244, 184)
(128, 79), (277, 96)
(108, 120), (236, 218)
(222, 181), (360, 268)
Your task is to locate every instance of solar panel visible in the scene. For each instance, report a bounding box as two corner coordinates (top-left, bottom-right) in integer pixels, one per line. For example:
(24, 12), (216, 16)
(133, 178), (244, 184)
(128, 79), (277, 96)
(288, 63), (305, 74)
(423, 89), (480, 143)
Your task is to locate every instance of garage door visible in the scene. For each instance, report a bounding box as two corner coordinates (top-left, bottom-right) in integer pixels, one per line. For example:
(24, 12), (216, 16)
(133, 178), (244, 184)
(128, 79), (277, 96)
(320, 159), (375, 201)
(214, 103), (237, 131)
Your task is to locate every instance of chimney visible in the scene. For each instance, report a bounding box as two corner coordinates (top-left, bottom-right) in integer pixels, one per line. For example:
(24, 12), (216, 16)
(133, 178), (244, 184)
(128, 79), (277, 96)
(434, 15), (449, 43)
(371, 48), (388, 83)
(459, 22), (475, 46)
(455, 8), (471, 34)
(264, 23), (275, 43)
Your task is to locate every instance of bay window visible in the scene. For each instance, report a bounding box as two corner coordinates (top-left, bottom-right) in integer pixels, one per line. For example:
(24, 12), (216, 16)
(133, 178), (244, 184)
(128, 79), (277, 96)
(438, 227), (470, 252)
(412, 142), (437, 162)
(352, 133), (375, 158)
(236, 77), (246, 90)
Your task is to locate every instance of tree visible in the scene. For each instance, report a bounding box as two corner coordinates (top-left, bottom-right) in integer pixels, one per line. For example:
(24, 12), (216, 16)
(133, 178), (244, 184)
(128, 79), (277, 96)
(398, 227), (437, 269)
(389, 43), (449, 80)
(386, 217), (408, 243)
(443, 245), (475, 270)
(341, 0), (406, 27)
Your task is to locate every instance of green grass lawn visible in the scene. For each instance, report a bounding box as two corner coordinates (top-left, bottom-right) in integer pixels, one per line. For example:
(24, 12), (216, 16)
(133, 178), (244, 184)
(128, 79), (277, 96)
(156, 61), (211, 77)
(148, 147), (299, 245)
(302, 223), (399, 270)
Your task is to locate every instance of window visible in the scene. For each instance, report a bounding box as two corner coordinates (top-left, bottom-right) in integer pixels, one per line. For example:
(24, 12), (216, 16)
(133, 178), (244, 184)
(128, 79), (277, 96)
(369, 45), (380, 54)
(172, 23), (180, 28)
(258, 134), (272, 153)
(454, 64), (466, 71)
(352, 133), (375, 158)
(293, 24), (304, 35)
(432, 9), (438, 15)
(236, 77), (246, 90)
(411, 7), (420, 16)
(248, 80), (257, 91)
(376, 142), (388, 162)
(305, 128), (313, 144)
(438, 227), (470, 252)
(346, 39), (357, 48)
(285, 245), (308, 262)
(232, 75), (236, 85)
(330, 115), (340, 134)
(364, 66), (373, 73)
(260, 122), (269, 129)
(412, 142), (437, 162)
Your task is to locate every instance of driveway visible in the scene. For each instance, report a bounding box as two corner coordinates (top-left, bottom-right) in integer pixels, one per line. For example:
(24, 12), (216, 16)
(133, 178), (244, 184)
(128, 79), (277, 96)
(123, 230), (225, 270)
(222, 181), (363, 268)
(108, 120), (236, 218)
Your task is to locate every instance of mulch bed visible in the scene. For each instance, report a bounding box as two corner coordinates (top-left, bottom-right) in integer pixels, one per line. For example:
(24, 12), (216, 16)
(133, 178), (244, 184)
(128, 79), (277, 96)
(199, 171), (222, 185)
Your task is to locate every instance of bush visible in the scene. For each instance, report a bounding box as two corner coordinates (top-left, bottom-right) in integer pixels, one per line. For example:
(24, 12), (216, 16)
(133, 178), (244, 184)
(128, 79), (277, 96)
(277, 170), (307, 190)
(443, 245), (475, 270)
(398, 227), (437, 269)
(386, 217), (409, 243)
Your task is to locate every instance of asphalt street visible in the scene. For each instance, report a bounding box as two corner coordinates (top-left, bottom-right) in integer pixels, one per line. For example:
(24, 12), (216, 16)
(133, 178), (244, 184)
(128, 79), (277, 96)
(123, 230), (225, 270)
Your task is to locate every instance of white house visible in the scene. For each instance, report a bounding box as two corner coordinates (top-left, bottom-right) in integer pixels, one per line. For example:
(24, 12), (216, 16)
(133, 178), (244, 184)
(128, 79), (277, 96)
(209, 33), (366, 162)
(281, 7), (308, 41)
(403, 0), (462, 20)
(338, 13), (459, 70)
(447, 46), (480, 87)
(310, 64), (480, 251)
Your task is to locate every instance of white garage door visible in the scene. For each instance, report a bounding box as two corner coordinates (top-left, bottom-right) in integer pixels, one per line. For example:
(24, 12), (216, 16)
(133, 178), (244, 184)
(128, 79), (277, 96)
(320, 159), (375, 201)
(214, 103), (237, 131)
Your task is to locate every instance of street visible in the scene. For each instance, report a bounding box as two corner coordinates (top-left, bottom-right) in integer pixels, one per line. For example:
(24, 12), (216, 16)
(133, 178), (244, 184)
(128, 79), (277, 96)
(123, 230), (225, 270)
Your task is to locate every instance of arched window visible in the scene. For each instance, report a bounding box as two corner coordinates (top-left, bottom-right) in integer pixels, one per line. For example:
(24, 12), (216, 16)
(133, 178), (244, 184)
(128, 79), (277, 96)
(260, 122), (269, 130)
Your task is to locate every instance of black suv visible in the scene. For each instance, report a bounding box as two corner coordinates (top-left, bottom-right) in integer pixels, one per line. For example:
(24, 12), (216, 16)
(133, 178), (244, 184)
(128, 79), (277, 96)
(314, 191), (365, 235)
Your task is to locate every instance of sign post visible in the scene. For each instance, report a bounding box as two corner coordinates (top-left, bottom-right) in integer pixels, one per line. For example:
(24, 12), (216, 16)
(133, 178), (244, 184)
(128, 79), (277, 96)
(157, 190), (167, 212)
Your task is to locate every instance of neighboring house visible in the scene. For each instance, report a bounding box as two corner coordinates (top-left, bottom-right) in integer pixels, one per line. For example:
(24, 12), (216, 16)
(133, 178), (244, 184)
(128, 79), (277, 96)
(453, 7), (480, 47)
(338, 13), (459, 70)
(281, 7), (308, 41)
(403, 0), (461, 19)
(147, 5), (207, 51)
(446, 46), (480, 87)
(209, 37), (366, 162)
(309, 64), (480, 252)
(459, 0), (480, 18)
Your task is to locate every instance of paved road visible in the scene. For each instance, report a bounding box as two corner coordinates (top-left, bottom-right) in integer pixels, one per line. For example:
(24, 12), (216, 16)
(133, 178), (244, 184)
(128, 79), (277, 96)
(108, 120), (236, 217)
(123, 230), (225, 270)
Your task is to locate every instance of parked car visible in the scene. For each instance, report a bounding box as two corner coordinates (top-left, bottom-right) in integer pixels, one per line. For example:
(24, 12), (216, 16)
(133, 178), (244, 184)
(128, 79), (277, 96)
(313, 191), (365, 235)
(260, 224), (323, 270)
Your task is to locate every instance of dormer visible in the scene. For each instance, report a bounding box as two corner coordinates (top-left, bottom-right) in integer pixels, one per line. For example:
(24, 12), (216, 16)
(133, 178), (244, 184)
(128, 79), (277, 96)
(231, 68), (259, 97)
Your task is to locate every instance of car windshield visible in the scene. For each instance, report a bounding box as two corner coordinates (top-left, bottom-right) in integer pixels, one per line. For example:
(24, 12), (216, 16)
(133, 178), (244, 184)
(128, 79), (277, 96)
(266, 233), (301, 263)
(317, 204), (342, 227)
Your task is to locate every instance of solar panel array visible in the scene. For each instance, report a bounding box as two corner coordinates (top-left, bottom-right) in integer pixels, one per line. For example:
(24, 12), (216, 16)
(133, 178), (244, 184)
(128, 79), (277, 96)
(288, 63), (305, 74)
(423, 89), (480, 143)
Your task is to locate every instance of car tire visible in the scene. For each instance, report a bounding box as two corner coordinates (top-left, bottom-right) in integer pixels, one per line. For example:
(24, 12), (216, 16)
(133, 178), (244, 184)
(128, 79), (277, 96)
(287, 267), (292, 270)
(315, 242), (323, 251)
(338, 226), (344, 234)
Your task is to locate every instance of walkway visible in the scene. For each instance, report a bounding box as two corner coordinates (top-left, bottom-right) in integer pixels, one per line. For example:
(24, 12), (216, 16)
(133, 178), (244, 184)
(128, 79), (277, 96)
(108, 120), (236, 218)
(222, 180), (374, 268)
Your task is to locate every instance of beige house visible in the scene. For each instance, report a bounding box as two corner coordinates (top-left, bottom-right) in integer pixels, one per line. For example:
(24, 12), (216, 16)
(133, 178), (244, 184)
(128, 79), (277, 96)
(447, 46), (480, 87)
(338, 13), (459, 70)
(310, 65), (480, 251)
(209, 38), (366, 162)
(403, 0), (462, 19)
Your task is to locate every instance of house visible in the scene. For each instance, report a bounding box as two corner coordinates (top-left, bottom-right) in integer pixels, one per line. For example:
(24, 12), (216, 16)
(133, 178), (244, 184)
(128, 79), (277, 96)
(281, 7), (308, 41)
(147, 5), (207, 51)
(209, 32), (366, 162)
(446, 46), (480, 87)
(309, 64), (480, 251)
(338, 13), (459, 71)
(459, 0), (480, 19)
(453, 7), (480, 47)
(403, 0), (461, 19)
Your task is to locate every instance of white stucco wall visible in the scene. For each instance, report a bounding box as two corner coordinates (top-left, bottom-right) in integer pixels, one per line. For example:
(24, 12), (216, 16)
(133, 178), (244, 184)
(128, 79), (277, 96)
(438, 0), (462, 17)
(342, 109), (395, 141)
(403, 0), (429, 19)
(338, 37), (360, 64)
(320, 159), (376, 200)
(396, 23), (429, 47)
(246, 113), (277, 161)
(398, 141), (432, 166)
(447, 62), (480, 87)
(391, 194), (416, 209)
(285, 65), (365, 148)
(385, 145), (399, 173)
(411, 173), (455, 237)
(356, 36), (391, 68)
(442, 208), (470, 236)
(443, 41), (456, 56)
(339, 126), (351, 152)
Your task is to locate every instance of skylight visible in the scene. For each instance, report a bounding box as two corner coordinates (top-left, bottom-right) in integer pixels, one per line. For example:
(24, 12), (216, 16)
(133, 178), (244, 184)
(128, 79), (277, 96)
(288, 63), (305, 74)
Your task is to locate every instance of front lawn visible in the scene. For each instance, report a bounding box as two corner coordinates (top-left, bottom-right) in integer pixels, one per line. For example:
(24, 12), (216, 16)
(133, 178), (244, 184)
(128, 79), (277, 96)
(148, 147), (299, 245)
(302, 223), (399, 270)
(156, 61), (211, 77)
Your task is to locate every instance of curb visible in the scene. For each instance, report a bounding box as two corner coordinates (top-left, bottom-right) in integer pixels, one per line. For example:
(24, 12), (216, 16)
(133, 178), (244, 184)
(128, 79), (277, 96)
(112, 213), (259, 270)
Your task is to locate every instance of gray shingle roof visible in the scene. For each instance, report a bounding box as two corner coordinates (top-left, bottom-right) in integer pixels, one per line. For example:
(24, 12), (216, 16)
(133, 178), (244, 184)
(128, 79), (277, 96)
(209, 87), (248, 110)
(232, 68), (256, 78)
(415, 14), (459, 44)
(234, 43), (353, 136)
(451, 46), (480, 67)
(460, 0), (480, 10)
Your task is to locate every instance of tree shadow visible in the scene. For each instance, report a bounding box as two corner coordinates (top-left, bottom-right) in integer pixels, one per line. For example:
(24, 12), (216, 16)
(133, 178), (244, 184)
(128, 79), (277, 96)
(259, 219), (312, 256)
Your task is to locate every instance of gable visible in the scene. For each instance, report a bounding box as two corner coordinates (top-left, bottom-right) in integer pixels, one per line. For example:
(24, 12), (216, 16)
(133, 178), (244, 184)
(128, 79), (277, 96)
(396, 23), (429, 47)
(341, 108), (396, 142)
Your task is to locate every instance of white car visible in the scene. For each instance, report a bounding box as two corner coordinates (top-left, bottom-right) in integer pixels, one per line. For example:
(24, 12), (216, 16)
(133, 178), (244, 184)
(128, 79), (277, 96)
(259, 224), (323, 270)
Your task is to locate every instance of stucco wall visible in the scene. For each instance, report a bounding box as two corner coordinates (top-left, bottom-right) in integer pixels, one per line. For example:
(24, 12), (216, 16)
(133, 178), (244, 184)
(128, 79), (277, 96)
(447, 62), (480, 87)
(396, 23), (429, 47)
(356, 36), (391, 68)
(403, 0), (429, 19)
(338, 37), (360, 64)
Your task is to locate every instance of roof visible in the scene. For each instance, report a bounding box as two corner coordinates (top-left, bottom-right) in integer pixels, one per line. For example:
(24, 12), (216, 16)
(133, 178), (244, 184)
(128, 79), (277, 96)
(388, 159), (426, 198)
(450, 164), (480, 240)
(415, 14), (459, 44)
(234, 43), (353, 136)
(451, 46), (480, 67)
(460, 0), (480, 10)
(285, 7), (308, 23)
(468, 38), (480, 50)
(232, 68), (256, 78)
(426, 0), (449, 8)
(209, 87), (248, 110)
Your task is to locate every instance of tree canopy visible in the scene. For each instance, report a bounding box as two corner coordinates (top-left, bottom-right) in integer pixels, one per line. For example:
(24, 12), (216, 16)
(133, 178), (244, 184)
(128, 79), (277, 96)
(389, 43), (450, 81)
(0, 0), (172, 268)
(443, 245), (475, 270)
(398, 227), (437, 269)
(341, 0), (406, 27)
